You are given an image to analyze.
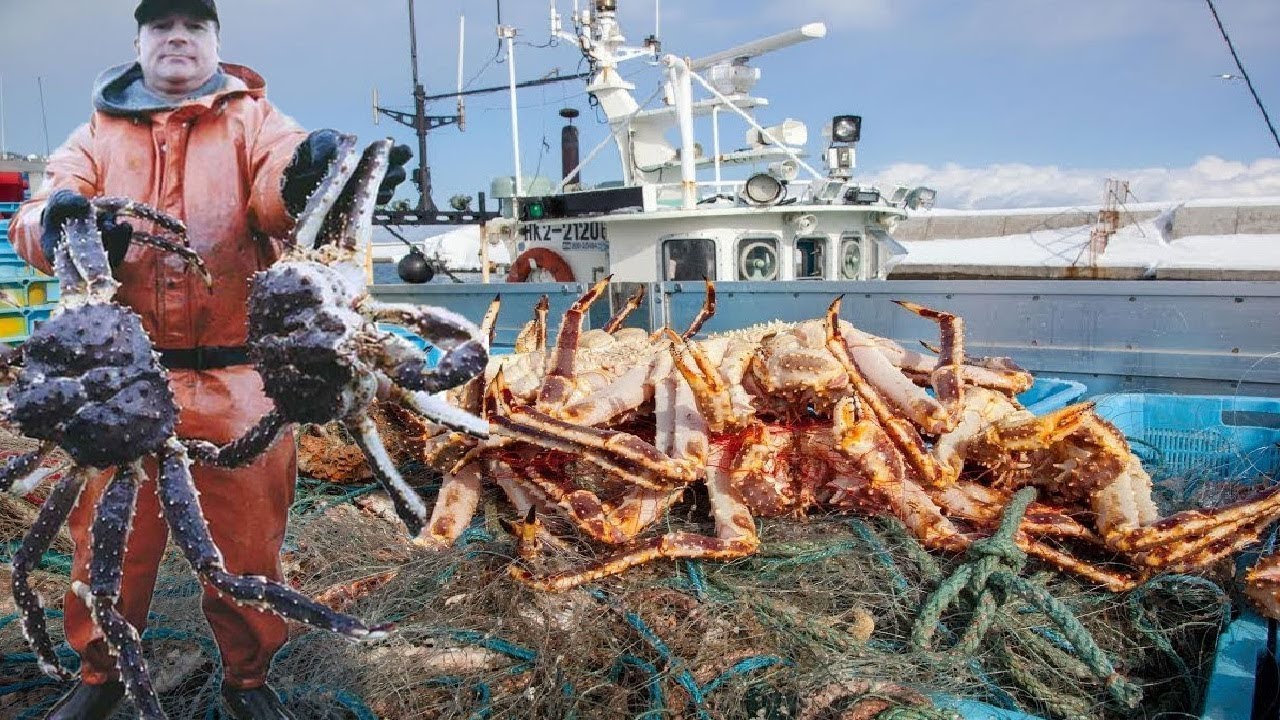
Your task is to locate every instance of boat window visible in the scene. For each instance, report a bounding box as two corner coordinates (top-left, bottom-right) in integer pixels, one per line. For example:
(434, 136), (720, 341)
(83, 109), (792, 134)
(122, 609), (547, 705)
(795, 236), (827, 279)
(840, 234), (863, 280)
(662, 238), (716, 281)
(737, 236), (779, 281)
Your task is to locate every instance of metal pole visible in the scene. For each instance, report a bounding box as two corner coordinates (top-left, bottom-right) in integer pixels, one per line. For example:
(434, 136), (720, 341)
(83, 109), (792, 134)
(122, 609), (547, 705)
(0, 74), (7, 158)
(407, 0), (435, 210)
(502, 27), (524, 197)
(664, 56), (697, 210)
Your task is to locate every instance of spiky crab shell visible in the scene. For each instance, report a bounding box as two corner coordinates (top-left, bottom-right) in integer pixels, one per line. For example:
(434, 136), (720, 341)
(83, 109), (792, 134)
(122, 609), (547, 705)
(9, 303), (176, 467)
(247, 261), (374, 424)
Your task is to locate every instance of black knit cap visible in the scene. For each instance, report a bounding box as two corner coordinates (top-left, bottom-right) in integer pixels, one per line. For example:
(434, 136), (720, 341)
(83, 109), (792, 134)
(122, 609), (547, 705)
(135, 0), (219, 25)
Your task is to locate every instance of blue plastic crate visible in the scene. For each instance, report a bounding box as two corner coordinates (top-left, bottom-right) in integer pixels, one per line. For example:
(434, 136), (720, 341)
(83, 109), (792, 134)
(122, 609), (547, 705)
(376, 323), (442, 367)
(1016, 377), (1087, 415)
(1093, 393), (1280, 482)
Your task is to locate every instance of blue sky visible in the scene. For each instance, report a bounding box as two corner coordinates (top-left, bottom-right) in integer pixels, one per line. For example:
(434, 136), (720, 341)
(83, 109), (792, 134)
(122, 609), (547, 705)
(1, 0), (1277, 209)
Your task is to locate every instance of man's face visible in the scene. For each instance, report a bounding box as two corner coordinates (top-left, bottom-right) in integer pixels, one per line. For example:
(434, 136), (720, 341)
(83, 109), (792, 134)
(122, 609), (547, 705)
(136, 13), (220, 96)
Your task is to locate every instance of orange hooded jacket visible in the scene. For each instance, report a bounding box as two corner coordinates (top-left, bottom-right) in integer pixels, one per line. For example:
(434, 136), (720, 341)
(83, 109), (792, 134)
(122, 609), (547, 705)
(10, 62), (307, 688)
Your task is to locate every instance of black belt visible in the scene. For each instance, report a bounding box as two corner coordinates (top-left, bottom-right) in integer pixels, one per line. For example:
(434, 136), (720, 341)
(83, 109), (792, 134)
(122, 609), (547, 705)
(158, 346), (251, 370)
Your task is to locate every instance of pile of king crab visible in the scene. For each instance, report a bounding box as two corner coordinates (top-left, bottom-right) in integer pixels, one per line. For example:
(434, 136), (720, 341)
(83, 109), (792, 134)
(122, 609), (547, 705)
(403, 277), (1280, 613)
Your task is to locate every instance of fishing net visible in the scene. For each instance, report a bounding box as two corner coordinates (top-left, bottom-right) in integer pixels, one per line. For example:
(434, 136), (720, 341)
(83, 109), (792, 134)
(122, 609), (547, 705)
(0, 423), (1267, 720)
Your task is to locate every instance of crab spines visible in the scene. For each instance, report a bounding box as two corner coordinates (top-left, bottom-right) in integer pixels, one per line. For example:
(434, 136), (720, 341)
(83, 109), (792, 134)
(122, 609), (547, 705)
(515, 295), (550, 353)
(72, 581), (166, 719)
(157, 440), (393, 641)
(603, 285), (645, 334)
(0, 445), (51, 494)
(988, 401), (1095, 452)
(680, 279), (717, 340)
(61, 217), (119, 303)
(333, 138), (394, 253)
(538, 276), (613, 412)
(11, 468), (87, 681)
(894, 299), (965, 415)
(288, 132), (361, 250)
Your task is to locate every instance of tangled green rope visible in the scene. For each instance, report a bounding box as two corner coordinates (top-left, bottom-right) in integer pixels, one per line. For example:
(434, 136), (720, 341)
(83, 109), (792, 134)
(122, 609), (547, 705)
(909, 487), (1144, 713)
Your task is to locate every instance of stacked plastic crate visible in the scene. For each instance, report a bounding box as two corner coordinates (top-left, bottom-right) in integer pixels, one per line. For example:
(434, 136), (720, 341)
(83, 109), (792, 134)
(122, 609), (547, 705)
(0, 202), (60, 345)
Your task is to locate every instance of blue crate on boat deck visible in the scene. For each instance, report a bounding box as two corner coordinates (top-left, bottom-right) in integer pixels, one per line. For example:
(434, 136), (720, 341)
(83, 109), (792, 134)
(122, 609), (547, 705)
(1093, 393), (1280, 484)
(376, 323), (442, 367)
(1016, 377), (1087, 415)
(1091, 392), (1280, 720)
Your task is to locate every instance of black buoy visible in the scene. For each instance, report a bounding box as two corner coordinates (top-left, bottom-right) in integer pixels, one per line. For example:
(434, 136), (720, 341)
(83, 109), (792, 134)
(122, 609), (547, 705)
(397, 247), (435, 283)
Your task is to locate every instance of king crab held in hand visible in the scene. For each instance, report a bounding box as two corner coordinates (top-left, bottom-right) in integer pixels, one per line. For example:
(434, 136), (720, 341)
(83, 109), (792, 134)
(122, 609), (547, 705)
(185, 134), (490, 542)
(0, 202), (392, 719)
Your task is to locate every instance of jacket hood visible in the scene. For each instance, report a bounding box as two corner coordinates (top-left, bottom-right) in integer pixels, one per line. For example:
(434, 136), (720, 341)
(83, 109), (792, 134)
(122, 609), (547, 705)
(93, 61), (267, 116)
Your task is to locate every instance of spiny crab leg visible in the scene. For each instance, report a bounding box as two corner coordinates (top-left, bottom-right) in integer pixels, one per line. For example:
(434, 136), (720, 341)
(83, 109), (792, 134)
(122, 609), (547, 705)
(11, 467), (88, 681)
(918, 340), (1034, 394)
(287, 133), (361, 250)
(603, 285), (646, 334)
(514, 295), (550, 354)
(825, 297), (948, 486)
(330, 139), (393, 253)
(490, 371), (697, 491)
(90, 198), (212, 288)
(893, 300), (963, 421)
(365, 301), (488, 394)
(344, 415), (430, 537)
(833, 320), (952, 435)
(536, 275), (612, 414)
(81, 461), (165, 718)
(510, 461), (759, 591)
(158, 439), (392, 640)
(184, 411), (288, 468)
(0, 442), (56, 495)
(680, 279), (716, 340)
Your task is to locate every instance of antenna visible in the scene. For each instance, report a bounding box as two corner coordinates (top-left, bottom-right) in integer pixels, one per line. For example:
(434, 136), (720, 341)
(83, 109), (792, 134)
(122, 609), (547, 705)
(456, 15), (467, 130)
(37, 76), (51, 156)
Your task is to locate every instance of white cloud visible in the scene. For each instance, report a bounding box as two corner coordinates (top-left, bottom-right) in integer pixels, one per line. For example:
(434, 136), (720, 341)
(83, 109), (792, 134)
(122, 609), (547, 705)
(865, 156), (1280, 209)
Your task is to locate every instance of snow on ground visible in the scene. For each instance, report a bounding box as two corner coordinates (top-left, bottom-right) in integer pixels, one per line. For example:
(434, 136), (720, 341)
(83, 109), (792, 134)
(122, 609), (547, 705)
(898, 202), (1280, 273)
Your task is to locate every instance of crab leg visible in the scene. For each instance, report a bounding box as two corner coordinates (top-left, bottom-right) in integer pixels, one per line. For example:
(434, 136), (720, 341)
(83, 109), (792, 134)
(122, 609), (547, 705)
(122, 232), (212, 288)
(515, 295), (550, 353)
(893, 301), (963, 423)
(344, 415), (430, 537)
(834, 323), (952, 435)
(365, 301), (489, 394)
(0, 442), (55, 495)
(11, 467), (88, 680)
(81, 461), (165, 718)
(157, 440), (392, 640)
(491, 373), (697, 490)
(537, 276), (612, 414)
(825, 297), (948, 486)
(680, 279), (716, 340)
(416, 460), (485, 549)
(510, 462), (759, 591)
(603, 285), (646, 334)
(330, 139), (392, 252)
(92, 198), (187, 236)
(288, 133), (361, 249)
(1246, 552), (1280, 620)
(184, 411), (288, 468)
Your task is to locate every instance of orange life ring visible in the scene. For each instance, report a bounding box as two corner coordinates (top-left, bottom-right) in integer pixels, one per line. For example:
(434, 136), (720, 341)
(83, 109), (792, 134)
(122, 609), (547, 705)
(506, 247), (576, 282)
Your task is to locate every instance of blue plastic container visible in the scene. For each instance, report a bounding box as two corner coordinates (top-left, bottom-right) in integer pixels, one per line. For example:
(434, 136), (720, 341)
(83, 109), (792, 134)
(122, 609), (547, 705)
(1016, 377), (1087, 416)
(1093, 393), (1280, 483)
(376, 323), (442, 367)
(1091, 392), (1280, 720)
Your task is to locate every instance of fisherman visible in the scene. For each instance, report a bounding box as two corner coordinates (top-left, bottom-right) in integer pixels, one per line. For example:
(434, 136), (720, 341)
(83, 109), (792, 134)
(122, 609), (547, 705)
(9, 1), (408, 717)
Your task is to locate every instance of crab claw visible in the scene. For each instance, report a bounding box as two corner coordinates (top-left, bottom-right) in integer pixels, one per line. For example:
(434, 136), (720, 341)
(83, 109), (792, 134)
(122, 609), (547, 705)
(986, 401), (1095, 452)
(500, 506), (543, 561)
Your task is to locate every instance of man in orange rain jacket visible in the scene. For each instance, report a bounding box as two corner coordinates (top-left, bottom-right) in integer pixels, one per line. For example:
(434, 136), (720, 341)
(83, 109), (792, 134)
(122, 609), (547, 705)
(9, 1), (407, 717)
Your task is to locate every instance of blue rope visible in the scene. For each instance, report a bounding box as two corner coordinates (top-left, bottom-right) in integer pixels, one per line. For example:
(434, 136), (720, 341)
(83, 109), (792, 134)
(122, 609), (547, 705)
(609, 654), (666, 719)
(848, 519), (910, 594)
(420, 676), (493, 720)
(682, 560), (708, 600)
(699, 655), (791, 696)
(446, 629), (538, 663)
